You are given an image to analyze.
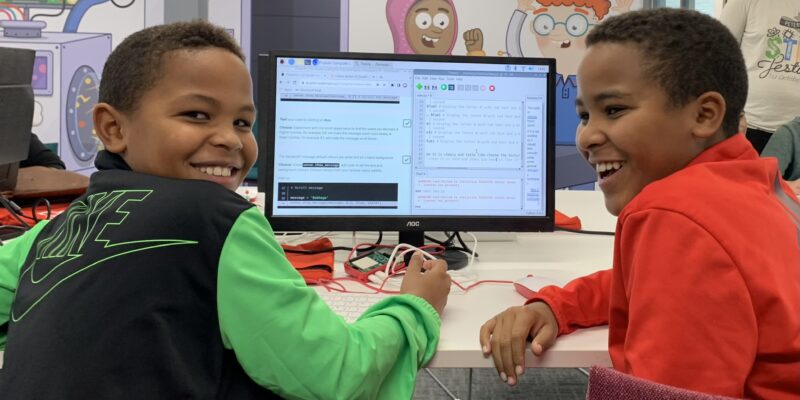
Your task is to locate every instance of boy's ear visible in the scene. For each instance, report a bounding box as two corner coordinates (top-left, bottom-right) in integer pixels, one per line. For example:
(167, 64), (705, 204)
(93, 103), (128, 154)
(691, 91), (726, 139)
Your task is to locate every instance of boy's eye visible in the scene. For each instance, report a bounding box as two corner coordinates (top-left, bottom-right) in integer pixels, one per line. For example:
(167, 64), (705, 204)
(235, 119), (252, 128)
(605, 106), (626, 117)
(577, 111), (589, 124)
(183, 111), (210, 120)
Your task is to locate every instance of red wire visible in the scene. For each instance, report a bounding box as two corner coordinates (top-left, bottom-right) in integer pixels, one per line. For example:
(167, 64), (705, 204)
(451, 279), (514, 292)
(329, 270), (514, 295)
(344, 242), (445, 279)
(0, 8), (13, 19)
(321, 241), (515, 296)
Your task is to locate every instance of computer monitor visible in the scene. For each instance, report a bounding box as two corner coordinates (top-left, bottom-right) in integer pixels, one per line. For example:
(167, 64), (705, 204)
(0, 46), (35, 192)
(258, 51), (555, 250)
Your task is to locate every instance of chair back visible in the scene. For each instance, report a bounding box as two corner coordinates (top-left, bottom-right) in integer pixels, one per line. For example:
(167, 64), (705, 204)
(586, 366), (742, 400)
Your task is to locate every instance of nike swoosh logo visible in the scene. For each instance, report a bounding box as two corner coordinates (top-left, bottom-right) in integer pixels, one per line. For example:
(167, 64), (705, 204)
(12, 239), (197, 322)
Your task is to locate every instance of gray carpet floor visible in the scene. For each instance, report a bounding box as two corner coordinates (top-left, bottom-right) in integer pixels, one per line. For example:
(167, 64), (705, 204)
(413, 368), (588, 399)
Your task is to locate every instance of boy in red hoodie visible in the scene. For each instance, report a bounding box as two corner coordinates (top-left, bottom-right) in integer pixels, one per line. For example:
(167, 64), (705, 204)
(480, 8), (800, 399)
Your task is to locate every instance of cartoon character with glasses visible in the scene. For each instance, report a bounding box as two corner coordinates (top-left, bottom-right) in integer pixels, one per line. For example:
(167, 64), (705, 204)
(386, 0), (486, 56)
(532, 11), (596, 37)
(506, 0), (634, 144)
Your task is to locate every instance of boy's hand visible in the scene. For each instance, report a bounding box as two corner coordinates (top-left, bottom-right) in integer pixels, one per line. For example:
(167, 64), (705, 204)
(400, 252), (451, 315)
(479, 302), (559, 386)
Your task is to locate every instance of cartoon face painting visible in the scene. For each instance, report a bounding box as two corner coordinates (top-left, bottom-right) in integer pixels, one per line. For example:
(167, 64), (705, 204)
(531, 3), (603, 76)
(386, 0), (459, 55)
(507, 0), (635, 76)
(532, 0), (616, 76)
(404, 0), (456, 54)
(504, 0), (633, 146)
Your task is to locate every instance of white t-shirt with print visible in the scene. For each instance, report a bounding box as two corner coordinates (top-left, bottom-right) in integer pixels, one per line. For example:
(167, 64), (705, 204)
(720, 0), (800, 133)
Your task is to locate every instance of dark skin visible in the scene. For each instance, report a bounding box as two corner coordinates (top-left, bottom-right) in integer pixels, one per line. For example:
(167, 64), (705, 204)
(401, 252), (451, 315)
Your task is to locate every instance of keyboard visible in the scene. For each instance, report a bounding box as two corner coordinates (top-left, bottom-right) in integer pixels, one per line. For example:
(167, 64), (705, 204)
(317, 291), (389, 323)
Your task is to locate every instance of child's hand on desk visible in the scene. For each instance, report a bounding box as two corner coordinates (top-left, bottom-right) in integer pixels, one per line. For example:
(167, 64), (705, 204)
(400, 252), (451, 315)
(479, 301), (559, 386)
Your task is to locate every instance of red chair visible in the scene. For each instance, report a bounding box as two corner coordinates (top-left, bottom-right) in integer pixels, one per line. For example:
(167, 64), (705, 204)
(586, 366), (742, 400)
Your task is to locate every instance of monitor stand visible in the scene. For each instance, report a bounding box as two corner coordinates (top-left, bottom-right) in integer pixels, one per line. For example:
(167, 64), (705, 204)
(398, 231), (469, 270)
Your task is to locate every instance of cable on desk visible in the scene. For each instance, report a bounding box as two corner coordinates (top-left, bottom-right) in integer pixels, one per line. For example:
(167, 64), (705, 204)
(32, 197), (52, 222)
(555, 226), (614, 236)
(425, 231), (457, 246)
(455, 232), (473, 253)
(425, 231), (480, 259)
(0, 195), (56, 225)
(335, 242), (511, 295)
(0, 195), (30, 228)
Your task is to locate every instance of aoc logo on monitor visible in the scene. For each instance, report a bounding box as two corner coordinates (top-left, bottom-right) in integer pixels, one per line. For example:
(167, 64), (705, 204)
(406, 221), (421, 227)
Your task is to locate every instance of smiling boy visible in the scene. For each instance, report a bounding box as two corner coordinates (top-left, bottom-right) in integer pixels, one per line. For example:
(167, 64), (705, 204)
(0, 21), (452, 399)
(481, 9), (800, 399)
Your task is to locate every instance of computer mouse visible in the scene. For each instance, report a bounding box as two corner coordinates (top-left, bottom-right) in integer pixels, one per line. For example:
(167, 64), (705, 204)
(513, 275), (561, 299)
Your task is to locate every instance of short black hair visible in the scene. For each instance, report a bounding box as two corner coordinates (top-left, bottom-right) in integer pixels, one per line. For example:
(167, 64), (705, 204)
(99, 20), (245, 113)
(586, 8), (747, 136)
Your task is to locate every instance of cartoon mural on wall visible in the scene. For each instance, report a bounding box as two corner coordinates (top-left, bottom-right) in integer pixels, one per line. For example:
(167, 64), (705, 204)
(385, 0), (485, 56)
(344, 0), (643, 187)
(506, 0), (634, 144)
(346, 0), (641, 148)
(0, 0), (250, 174)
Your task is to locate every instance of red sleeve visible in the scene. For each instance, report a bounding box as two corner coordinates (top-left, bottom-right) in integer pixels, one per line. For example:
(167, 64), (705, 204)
(526, 269), (612, 335)
(616, 209), (757, 397)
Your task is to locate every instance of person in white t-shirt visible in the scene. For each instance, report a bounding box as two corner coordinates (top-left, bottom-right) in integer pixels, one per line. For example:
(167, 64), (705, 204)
(720, 0), (800, 153)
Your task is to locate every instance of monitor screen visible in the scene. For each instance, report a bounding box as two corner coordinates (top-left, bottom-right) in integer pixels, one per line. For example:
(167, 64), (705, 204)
(258, 51), (555, 245)
(0, 46), (35, 192)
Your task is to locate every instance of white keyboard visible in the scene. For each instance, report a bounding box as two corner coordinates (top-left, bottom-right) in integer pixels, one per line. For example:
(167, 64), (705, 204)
(317, 291), (389, 323)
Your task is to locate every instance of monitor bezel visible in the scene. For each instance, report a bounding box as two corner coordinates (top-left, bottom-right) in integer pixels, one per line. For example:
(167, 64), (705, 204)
(258, 50), (556, 233)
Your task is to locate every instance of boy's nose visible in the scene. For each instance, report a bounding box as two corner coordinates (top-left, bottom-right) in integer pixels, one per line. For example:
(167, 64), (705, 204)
(210, 127), (244, 151)
(575, 122), (605, 152)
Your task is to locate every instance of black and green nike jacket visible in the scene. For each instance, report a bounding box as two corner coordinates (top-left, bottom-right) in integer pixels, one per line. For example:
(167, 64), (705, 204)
(0, 151), (441, 399)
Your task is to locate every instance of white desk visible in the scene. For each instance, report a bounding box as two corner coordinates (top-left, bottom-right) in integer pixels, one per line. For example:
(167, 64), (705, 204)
(324, 190), (617, 368)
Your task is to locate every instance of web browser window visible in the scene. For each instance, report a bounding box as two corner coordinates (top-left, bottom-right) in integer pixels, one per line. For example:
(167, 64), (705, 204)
(271, 56), (551, 218)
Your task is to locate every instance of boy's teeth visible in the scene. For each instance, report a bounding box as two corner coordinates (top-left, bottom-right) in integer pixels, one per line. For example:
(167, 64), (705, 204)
(595, 161), (625, 174)
(197, 166), (232, 177)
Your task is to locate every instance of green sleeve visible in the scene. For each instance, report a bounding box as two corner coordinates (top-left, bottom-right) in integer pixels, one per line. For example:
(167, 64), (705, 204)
(0, 221), (49, 348)
(217, 207), (441, 399)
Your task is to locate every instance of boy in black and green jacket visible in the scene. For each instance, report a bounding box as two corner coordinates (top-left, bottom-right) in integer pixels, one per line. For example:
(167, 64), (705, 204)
(0, 21), (451, 399)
